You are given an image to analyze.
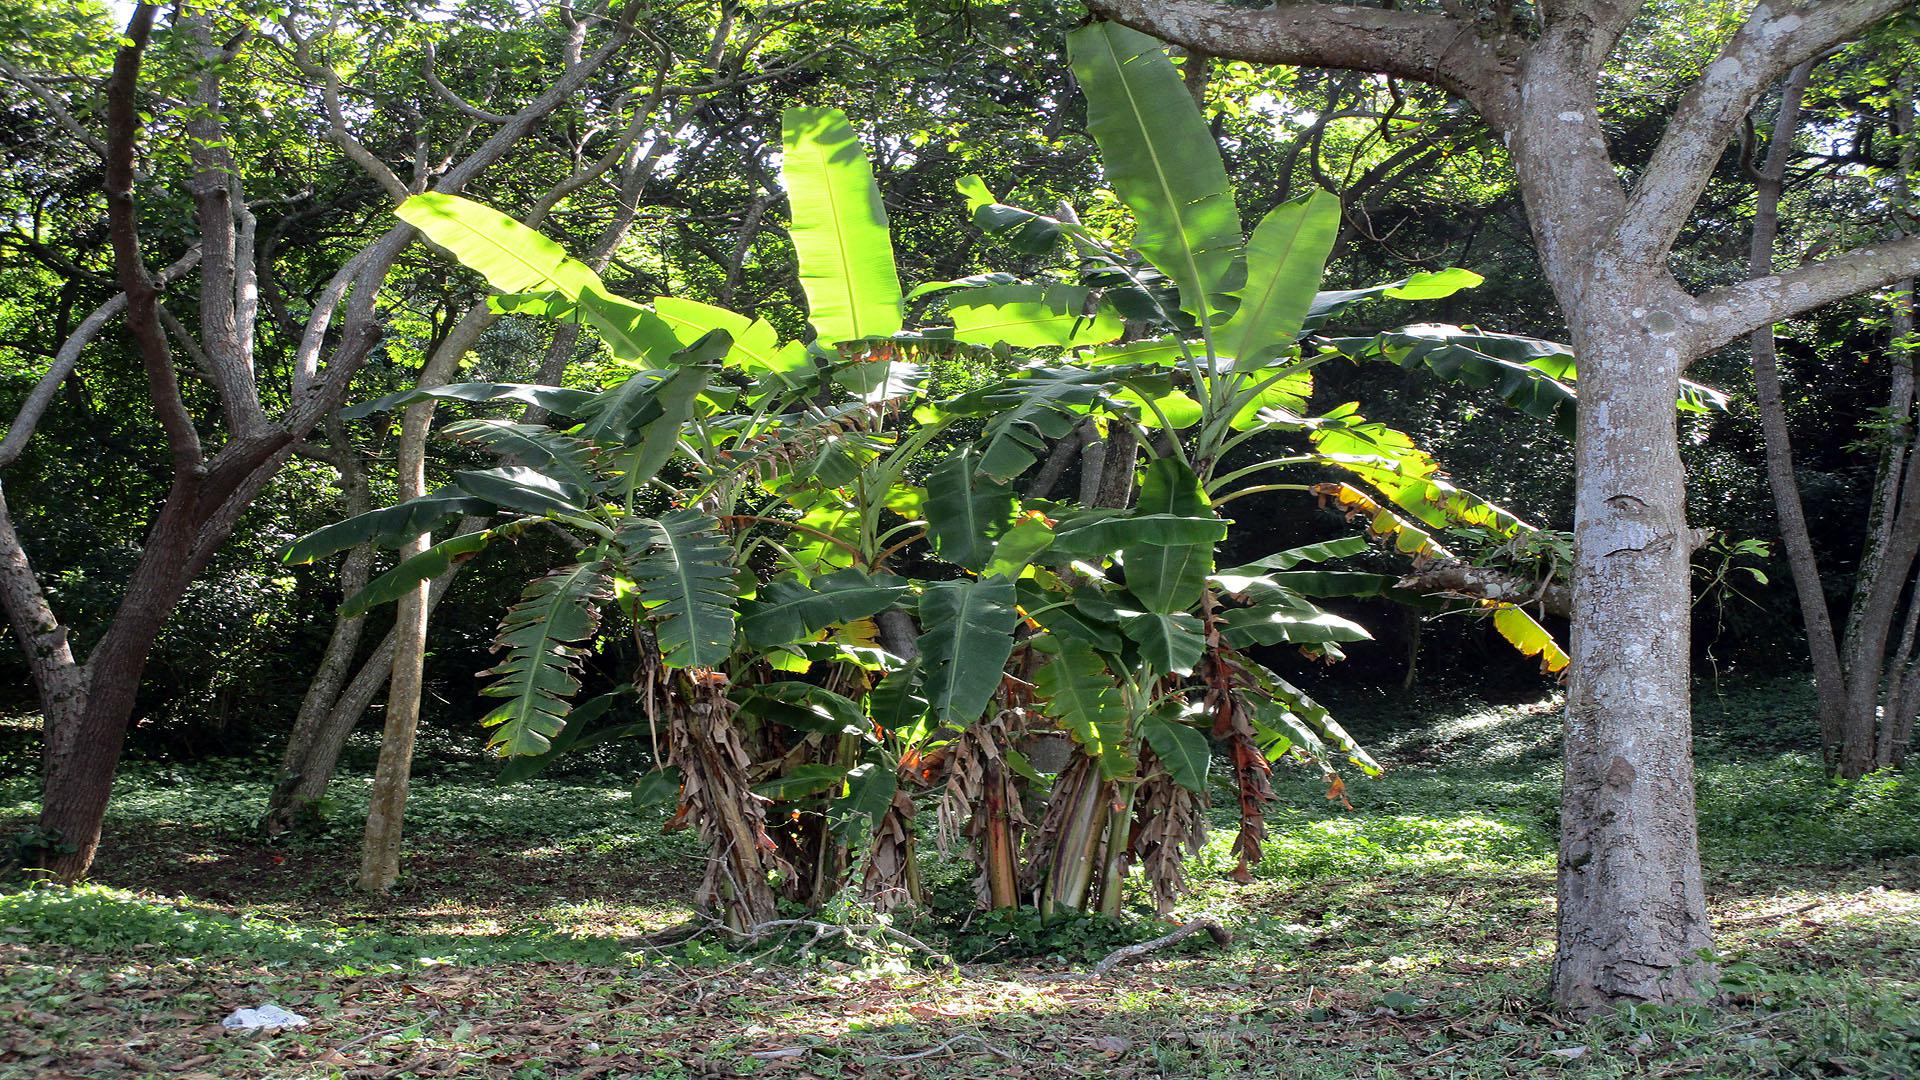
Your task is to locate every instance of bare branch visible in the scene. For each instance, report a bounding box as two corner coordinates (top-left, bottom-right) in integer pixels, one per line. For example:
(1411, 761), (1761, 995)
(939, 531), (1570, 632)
(0, 58), (107, 158)
(422, 40), (515, 124)
(289, 237), (382, 400)
(280, 15), (410, 203)
(1687, 233), (1920, 356)
(0, 248), (201, 470)
(1620, 0), (1912, 266)
(1085, 0), (1521, 125)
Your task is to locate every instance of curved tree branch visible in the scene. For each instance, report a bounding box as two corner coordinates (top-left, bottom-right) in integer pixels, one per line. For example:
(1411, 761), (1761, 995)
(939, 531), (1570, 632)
(1620, 0), (1912, 266)
(0, 248), (202, 470)
(1687, 233), (1920, 355)
(104, 3), (202, 474)
(1085, 0), (1521, 125)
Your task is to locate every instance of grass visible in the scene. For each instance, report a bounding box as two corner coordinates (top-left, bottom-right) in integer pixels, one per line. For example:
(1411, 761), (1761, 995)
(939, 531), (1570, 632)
(3, 677), (1919, 1077)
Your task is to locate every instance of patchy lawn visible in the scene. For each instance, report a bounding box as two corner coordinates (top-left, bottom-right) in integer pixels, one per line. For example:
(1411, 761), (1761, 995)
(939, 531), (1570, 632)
(5, 681), (1920, 1078)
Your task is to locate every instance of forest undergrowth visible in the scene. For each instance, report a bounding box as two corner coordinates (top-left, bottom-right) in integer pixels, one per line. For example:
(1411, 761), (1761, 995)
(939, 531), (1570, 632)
(3, 677), (1918, 1078)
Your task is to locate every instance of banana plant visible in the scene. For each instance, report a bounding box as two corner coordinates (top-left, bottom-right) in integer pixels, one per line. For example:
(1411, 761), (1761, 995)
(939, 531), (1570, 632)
(893, 21), (1730, 909)
(285, 29), (1727, 931)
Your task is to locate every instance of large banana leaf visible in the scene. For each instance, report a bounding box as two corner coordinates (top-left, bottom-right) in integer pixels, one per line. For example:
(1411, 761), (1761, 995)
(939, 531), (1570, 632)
(443, 419), (596, 492)
(738, 568), (911, 648)
(906, 271), (1022, 300)
(452, 465), (588, 516)
(397, 192), (603, 299)
(495, 688), (637, 783)
(957, 175), (1073, 254)
(868, 657), (928, 734)
(1018, 578), (1124, 653)
(1118, 608), (1206, 675)
(342, 525), (515, 617)
(1322, 324), (1727, 426)
(1139, 707), (1210, 793)
(283, 489), (494, 564)
(1242, 662), (1381, 776)
(1491, 604), (1571, 676)
(1234, 535), (1370, 571)
(1121, 457), (1217, 613)
(1049, 508), (1228, 560)
(342, 381), (595, 421)
(575, 331), (728, 445)
(652, 296), (813, 390)
(736, 681), (868, 737)
(946, 284), (1125, 348)
(781, 107), (903, 345)
(1210, 567), (1387, 607)
(1300, 268), (1484, 332)
(1313, 482), (1454, 561)
(1216, 190), (1340, 365)
(479, 559), (615, 756)
(621, 509), (740, 669)
(1068, 22), (1242, 321)
(754, 764), (853, 802)
(1034, 643), (1133, 778)
(396, 193), (681, 364)
(1223, 369), (1314, 430)
(1218, 606), (1373, 648)
(924, 449), (1014, 571)
(935, 365), (1147, 482)
(917, 575), (1018, 727)
(833, 758), (899, 835)
(983, 515), (1055, 578)
(1310, 406), (1531, 536)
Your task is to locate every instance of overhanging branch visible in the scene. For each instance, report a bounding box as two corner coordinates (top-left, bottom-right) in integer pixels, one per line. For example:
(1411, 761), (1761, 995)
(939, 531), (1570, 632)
(1687, 233), (1920, 356)
(1086, 0), (1521, 124)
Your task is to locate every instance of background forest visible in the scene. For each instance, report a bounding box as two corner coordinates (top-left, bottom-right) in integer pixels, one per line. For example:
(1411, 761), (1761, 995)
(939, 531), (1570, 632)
(2, 0), (1919, 1076)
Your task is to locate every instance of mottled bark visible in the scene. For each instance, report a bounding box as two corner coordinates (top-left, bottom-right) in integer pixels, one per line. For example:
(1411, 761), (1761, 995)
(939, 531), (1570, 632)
(1551, 316), (1713, 1010)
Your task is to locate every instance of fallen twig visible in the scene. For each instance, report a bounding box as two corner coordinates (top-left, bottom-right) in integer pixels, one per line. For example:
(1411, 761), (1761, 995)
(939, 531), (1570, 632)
(876, 1034), (1017, 1061)
(720, 917), (953, 965)
(1089, 917), (1231, 978)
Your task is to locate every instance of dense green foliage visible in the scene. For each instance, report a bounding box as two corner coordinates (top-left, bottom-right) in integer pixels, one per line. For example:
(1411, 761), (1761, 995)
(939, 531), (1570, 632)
(3, 0), (1920, 1066)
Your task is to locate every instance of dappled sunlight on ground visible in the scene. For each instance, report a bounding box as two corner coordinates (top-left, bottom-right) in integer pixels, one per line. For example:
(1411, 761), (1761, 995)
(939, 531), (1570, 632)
(6, 686), (1920, 1076)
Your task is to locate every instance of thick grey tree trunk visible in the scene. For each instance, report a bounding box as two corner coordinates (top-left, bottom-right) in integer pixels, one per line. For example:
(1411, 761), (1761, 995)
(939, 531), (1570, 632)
(1500, 53), (1714, 1008)
(1551, 310), (1714, 1009)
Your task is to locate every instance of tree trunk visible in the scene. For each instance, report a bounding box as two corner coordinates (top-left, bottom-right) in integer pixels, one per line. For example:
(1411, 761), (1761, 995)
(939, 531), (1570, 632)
(1550, 309), (1714, 1010)
(357, 303), (494, 890)
(357, 553), (426, 890)
(37, 472), (233, 875)
(267, 572), (466, 828)
(1743, 63), (1850, 762)
(264, 423), (373, 835)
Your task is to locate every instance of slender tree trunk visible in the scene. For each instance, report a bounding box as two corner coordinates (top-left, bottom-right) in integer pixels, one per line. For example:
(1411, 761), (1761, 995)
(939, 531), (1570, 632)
(1837, 75), (1920, 775)
(1743, 64), (1850, 762)
(272, 323), (588, 820)
(264, 423), (373, 835)
(358, 303), (494, 890)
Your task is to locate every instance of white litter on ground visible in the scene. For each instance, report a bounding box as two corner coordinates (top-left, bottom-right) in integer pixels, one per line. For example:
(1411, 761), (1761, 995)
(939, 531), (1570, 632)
(220, 1004), (309, 1031)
